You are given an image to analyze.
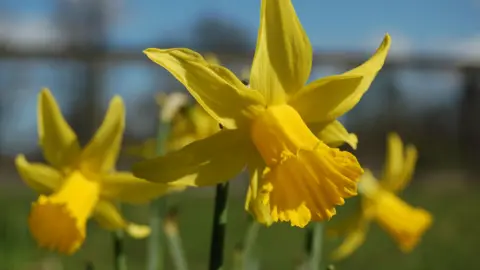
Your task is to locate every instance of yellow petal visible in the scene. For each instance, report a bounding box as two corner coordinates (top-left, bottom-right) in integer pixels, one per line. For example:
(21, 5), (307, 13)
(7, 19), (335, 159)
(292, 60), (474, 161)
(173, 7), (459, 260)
(366, 190), (432, 252)
(132, 130), (251, 187)
(290, 34), (391, 122)
(144, 48), (265, 129)
(100, 172), (184, 204)
(247, 192), (273, 227)
(310, 120), (358, 149)
(382, 132), (403, 182)
(250, 0), (312, 104)
(244, 157), (273, 226)
(288, 74), (364, 123)
(79, 96), (125, 175)
(15, 154), (62, 194)
(37, 88), (81, 170)
(93, 200), (151, 239)
(381, 133), (418, 193)
(245, 158), (263, 209)
(396, 145), (418, 191)
(330, 226), (368, 261)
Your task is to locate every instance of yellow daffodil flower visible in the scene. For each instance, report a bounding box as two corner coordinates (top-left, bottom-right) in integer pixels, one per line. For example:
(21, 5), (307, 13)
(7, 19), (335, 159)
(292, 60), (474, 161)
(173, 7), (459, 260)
(125, 92), (220, 160)
(133, 0), (390, 227)
(167, 103), (220, 151)
(126, 102), (220, 159)
(329, 133), (432, 260)
(15, 88), (180, 255)
(126, 54), (225, 159)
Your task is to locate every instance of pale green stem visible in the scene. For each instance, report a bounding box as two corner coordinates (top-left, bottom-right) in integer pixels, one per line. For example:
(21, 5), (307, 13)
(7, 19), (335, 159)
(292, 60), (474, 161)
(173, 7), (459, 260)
(232, 244), (244, 270)
(165, 223), (189, 270)
(242, 217), (261, 270)
(146, 121), (170, 270)
(309, 222), (324, 270)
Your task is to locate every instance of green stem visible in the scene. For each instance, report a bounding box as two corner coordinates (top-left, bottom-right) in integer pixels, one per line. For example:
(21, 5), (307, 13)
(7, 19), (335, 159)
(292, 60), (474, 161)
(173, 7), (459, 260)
(242, 217), (261, 270)
(232, 243), (244, 270)
(308, 222), (324, 270)
(148, 199), (167, 270)
(208, 182), (230, 270)
(113, 224), (127, 270)
(305, 226), (314, 257)
(147, 121), (170, 270)
(165, 222), (189, 270)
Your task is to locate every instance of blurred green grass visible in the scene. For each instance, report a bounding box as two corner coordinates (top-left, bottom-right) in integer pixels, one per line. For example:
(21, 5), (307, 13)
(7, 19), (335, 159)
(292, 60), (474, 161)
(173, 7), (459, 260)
(1, 174), (479, 270)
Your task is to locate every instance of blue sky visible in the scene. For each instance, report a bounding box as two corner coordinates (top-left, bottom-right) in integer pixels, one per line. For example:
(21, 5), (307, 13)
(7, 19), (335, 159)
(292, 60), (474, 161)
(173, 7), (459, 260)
(0, 0), (478, 155)
(110, 0), (478, 51)
(1, 0), (479, 50)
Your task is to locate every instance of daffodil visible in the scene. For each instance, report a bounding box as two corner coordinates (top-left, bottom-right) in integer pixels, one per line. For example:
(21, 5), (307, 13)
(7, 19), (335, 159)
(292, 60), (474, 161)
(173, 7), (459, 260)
(133, 0), (390, 227)
(15, 88), (180, 255)
(125, 92), (220, 160)
(168, 103), (220, 151)
(329, 133), (432, 260)
(126, 54), (226, 160)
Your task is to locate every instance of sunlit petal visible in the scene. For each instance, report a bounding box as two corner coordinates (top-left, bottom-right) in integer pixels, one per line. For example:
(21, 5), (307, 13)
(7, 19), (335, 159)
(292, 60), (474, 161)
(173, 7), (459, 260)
(290, 34), (391, 122)
(288, 75), (363, 122)
(310, 120), (358, 149)
(250, 0), (312, 104)
(144, 48), (265, 129)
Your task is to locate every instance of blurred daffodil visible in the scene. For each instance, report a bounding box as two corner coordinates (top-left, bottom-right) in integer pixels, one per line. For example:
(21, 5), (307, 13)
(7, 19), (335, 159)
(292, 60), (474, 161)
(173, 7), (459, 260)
(15, 88), (180, 255)
(329, 133), (432, 260)
(203, 53), (221, 66)
(133, 0), (390, 227)
(125, 100), (220, 159)
(167, 103), (220, 151)
(125, 54), (225, 159)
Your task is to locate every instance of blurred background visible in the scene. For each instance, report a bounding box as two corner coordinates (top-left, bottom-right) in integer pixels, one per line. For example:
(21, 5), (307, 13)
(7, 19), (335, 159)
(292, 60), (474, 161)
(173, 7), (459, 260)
(1, 0), (479, 269)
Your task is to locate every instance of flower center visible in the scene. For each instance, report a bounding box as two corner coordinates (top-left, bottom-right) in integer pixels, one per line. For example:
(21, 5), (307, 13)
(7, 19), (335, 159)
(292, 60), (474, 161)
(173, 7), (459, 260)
(29, 171), (100, 254)
(250, 105), (319, 166)
(367, 190), (432, 252)
(249, 104), (363, 227)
